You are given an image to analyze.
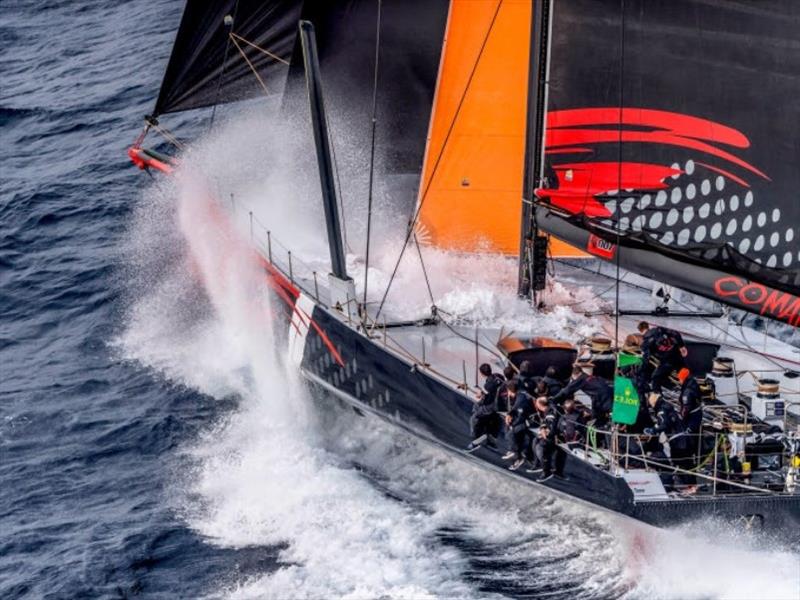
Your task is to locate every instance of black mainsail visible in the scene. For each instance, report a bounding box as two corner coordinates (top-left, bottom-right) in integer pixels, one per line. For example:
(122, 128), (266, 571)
(154, 0), (302, 115)
(530, 0), (800, 327)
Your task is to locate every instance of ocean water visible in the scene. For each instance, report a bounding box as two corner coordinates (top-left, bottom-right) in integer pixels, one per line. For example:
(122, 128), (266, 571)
(2, 2), (799, 599)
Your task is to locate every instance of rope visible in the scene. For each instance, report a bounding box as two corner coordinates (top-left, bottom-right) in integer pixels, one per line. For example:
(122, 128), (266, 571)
(229, 34), (271, 97)
(229, 32), (290, 65)
(374, 0), (505, 322)
(363, 0), (382, 309)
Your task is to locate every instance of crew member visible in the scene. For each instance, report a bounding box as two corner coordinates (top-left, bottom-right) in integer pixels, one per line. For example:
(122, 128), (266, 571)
(644, 392), (696, 491)
(552, 365), (614, 431)
(676, 368), (703, 435)
(541, 366), (565, 398)
(503, 381), (535, 470)
(469, 363), (505, 449)
(557, 397), (585, 444)
(530, 396), (559, 478)
(517, 360), (539, 396)
(496, 365), (517, 413)
(638, 321), (688, 393)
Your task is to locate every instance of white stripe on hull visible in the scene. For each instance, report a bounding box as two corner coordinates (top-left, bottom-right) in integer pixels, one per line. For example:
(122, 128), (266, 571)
(287, 292), (316, 367)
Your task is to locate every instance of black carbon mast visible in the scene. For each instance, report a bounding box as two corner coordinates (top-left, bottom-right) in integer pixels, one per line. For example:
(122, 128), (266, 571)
(298, 19), (357, 318)
(299, 20), (348, 281)
(518, 0), (553, 306)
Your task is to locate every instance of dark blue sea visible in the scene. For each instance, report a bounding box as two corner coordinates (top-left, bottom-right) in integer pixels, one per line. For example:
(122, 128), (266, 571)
(2, 2), (799, 599)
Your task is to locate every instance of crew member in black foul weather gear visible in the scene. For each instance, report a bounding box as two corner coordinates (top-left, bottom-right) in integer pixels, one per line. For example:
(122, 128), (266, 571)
(676, 368), (703, 435)
(469, 363), (505, 449)
(644, 392), (697, 489)
(541, 366), (565, 399)
(531, 396), (559, 477)
(552, 366), (613, 430)
(503, 381), (534, 470)
(517, 360), (539, 396)
(638, 321), (688, 393)
(557, 397), (585, 443)
(497, 365), (517, 413)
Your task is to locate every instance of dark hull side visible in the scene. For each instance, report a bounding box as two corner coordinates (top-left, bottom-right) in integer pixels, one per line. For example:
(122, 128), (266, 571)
(262, 263), (800, 537)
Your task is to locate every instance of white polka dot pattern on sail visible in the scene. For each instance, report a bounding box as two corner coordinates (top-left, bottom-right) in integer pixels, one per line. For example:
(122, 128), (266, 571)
(754, 234), (765, 251)
(701, 179), (711, 195)
(650, 212), (663, 228)
(682, 206), (694, 224)
(739, 238), (750, 253)
(784, 252), (793, 267)
(742, 215), (753, 232)
(695, 225), (706, 242)
(620, 197), (635, 213)
(677, 229), (691, 245)
(726, 219), (737, 235)
(666, 209), (679, 226)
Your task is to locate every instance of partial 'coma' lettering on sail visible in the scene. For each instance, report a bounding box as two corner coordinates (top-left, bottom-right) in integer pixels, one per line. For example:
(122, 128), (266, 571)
(714, 276), (800, 327)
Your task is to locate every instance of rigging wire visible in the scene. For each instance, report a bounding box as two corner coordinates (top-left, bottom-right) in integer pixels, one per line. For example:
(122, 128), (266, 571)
(325, 111), (351, 254)
(413, 233), (436, 308)
(363, 0), (383, 310)
(613, 0), (625, 349)
(209, 0), (240, 131)
(373, 0), (505, 321)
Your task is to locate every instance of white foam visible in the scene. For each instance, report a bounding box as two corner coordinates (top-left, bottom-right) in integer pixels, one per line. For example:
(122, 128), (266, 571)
(119, 171), (477, 598)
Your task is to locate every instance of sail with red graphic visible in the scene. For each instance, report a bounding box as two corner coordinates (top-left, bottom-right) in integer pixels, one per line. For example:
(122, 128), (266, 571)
(532, 0), (800, 327)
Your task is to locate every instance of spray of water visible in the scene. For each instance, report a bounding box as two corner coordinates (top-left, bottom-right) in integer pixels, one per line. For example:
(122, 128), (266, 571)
(119, 107), (800, 599)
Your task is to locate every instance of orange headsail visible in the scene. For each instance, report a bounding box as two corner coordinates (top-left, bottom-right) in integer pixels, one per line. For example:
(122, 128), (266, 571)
(416, 0), (582, 258)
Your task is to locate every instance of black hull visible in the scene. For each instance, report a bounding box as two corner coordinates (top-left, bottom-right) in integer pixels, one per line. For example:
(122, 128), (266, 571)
(268, 266), (800, 538)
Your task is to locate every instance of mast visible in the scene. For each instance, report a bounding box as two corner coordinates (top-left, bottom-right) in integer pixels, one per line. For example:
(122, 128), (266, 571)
(518, 0), (553, 303)
(299, 20), (349, 281)
(299, 20), (357, 317)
